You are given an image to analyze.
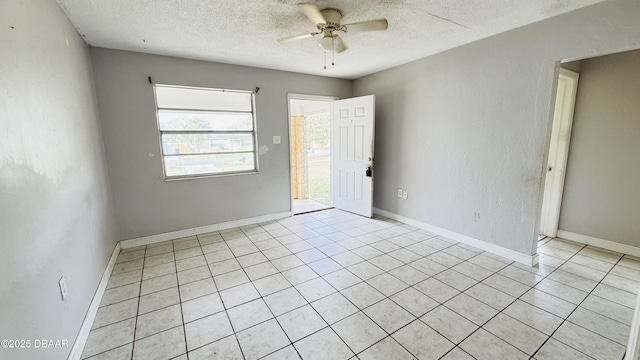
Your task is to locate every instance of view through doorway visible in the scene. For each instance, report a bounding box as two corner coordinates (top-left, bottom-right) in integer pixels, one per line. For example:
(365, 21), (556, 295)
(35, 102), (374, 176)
(289, 97), (335, 215)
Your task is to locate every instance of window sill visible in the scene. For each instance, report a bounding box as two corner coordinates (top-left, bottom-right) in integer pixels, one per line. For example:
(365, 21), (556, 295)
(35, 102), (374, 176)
(163, 170), (259, 182)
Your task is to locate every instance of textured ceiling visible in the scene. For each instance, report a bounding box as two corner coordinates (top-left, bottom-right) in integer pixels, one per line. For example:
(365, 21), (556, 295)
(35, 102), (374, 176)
(56, 0), (605, 79)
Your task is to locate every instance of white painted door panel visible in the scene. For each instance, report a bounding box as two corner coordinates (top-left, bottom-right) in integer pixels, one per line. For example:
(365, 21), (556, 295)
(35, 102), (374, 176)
(332, 95), (375, 217)
(540, 68), (579, 237)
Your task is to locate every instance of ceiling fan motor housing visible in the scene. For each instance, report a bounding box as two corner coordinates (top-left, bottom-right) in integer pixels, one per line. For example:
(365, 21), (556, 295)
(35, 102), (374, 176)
(317, 8), (344, 32)
(277, 3), (387, 66)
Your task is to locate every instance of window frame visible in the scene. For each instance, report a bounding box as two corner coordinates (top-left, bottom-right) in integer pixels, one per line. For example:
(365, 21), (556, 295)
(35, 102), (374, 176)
(153, 84), (259, 180)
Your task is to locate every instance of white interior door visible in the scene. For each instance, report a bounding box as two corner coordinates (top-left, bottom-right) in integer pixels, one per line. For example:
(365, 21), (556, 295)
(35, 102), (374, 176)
(540, 68), (579, 237)
(332, 95), (375, 217)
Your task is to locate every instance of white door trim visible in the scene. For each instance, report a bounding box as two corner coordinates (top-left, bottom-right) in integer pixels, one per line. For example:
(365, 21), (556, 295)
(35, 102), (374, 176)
(287, 93), (338, 216)
(540, 68), (579, 238)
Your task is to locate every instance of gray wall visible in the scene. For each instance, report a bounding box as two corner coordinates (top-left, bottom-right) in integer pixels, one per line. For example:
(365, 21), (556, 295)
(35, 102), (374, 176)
(0, 0), (117, 359)
(353, 0), (640, 256)
(559, 49), (640, 246)
(90, 48), (352, 240)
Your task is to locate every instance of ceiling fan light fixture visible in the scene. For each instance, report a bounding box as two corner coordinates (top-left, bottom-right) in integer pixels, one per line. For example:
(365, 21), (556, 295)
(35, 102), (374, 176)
(278, 3), (388, 69)
(318, 35), (334, 52)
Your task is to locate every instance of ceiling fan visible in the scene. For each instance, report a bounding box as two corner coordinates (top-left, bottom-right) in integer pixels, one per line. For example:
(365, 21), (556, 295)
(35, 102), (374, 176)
(278, 3), (389, 68)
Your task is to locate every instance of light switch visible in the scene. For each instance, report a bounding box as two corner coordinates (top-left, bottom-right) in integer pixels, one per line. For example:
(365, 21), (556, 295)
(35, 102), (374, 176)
(273, 136), (281, 144)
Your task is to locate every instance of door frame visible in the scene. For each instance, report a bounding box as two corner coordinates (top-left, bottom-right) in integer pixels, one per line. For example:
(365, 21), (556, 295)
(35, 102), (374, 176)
(539, 67), (580, 238)
(287, 93), (338, 216)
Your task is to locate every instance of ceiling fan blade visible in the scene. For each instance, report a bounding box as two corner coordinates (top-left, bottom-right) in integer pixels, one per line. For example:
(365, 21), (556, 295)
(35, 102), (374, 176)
(334, 35), (348, 53)
(278, 32), (318, 43)
(298, 3), (326, 24)
(344, 19), (388, 32)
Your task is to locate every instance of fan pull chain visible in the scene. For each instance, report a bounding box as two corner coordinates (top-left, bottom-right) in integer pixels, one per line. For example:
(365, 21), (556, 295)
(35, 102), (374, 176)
(332, 35), (335, 66)
(323, 51), (327, 70)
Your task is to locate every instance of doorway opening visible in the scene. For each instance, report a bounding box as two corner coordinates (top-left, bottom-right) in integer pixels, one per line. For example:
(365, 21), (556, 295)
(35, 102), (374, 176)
(539, 66), (579, 238)
(288, 96), (336, 215)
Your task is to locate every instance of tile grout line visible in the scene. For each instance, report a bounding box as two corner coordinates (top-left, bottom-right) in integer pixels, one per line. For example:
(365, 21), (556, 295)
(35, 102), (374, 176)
(267, 225), (474, 358)
(447, 243), (597, 359)
(90, 251), (177, 332)
(112, 238), (215, 357)
(224, 226), (306, 360)
(94, 217), (455, 358)
(414, 250), (520, 359)
(123, 242), (194, 359)
(432, 241), (600, 359)
(330, 236), (531, 358)
(511, 250), (637, 321)
(261, 218), (536, 359)
(225, 219), (629, 358)
(93, 213), (638, 360)
(239, 214), (434, 358)
(276, 216), (424, 358)
(197, 234), (247, 360)
(434, 240), (622, 359)
(204, 219), (343, 352)
(528, 252), (628, 359)
(138, 244), (548, 358)
(173, 239), (192, 360)
(79, 251), (145, 359)
(129, 243), (148, 360)
(349, 245), (478, 358)
(122, 236), (597, 359)
(228, 215), (403, 357)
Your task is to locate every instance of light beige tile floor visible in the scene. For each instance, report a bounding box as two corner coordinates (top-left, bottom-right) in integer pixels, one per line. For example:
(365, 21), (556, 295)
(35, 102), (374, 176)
(81, 209), (639, 360)
(292, 200), (332, 215)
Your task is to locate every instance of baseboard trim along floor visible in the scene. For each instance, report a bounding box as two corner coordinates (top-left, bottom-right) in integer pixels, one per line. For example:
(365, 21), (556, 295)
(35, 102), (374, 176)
(70, 211), (290, 359)
(68, 242), (121, 360)
(70, 209), (640, 359)
(373, 208), (539, 266)
(120, 211), (292, 249)
(557, 230), (640, 258)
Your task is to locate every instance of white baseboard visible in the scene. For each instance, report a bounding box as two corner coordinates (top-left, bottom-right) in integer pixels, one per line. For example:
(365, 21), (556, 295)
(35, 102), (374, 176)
(120, 211), (292, 249)
(67, 242), (121, 360)
(374, 208), (539, 266)
(556, 230), (640, 257)
(69, 211), (292, 358)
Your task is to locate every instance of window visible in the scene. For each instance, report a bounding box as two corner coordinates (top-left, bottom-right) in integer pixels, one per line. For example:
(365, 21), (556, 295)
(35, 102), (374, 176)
(154, 85), (258, 179)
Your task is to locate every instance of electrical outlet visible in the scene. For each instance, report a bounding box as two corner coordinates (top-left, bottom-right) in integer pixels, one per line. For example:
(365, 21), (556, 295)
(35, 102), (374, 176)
(397, 189), (403, 198)
(272, 136), (281, 144)
(402, 191), (408, 199)
(59, 276), (68, 301)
